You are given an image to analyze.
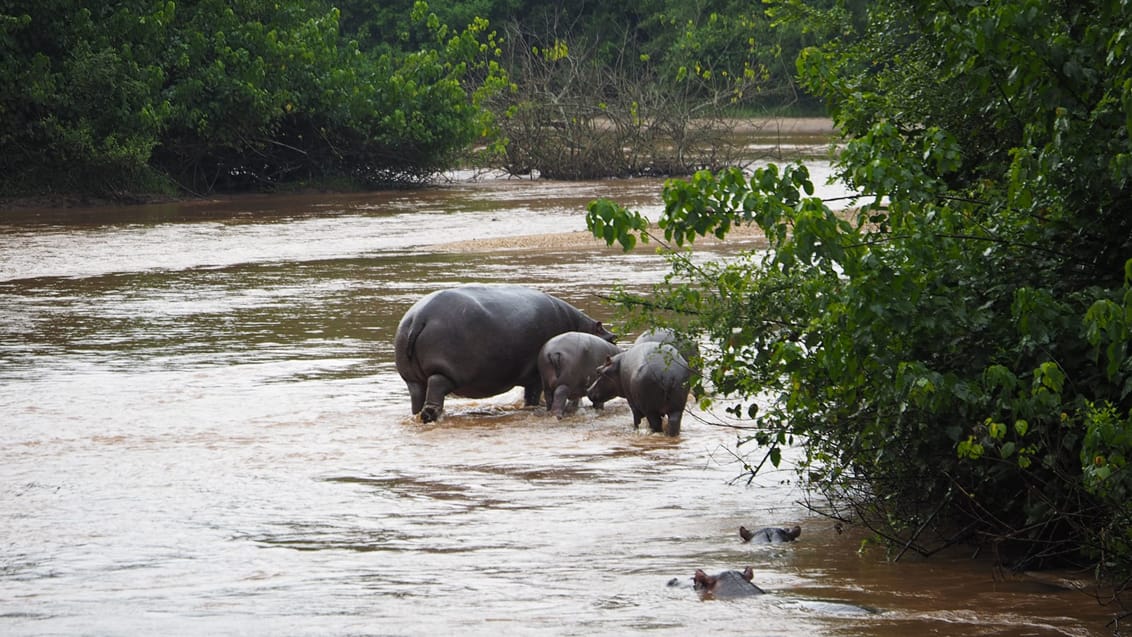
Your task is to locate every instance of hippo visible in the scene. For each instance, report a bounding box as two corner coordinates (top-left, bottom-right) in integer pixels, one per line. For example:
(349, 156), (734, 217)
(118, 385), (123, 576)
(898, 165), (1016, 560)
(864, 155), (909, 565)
(693, 566), (766, 599)
(538, 332), (623, 418)
(586, 341), (690, 436)
(634, 328), (700, 369)
(394, 285), (615, 422)
(740, 525), (802, 544)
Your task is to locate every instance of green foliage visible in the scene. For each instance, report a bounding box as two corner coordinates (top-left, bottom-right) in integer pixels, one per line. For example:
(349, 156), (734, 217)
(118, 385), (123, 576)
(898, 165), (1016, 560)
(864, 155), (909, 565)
(152, 0), (506, 191)
(0, 0), (174, 193)
(587, 199), (650, 251)
(588, 0), (1132, 576)
(338, 0), (519, 57)
(0, 0), (845, 194)
(1077, 269), (1132, 565)
(0, 0), (505, 195)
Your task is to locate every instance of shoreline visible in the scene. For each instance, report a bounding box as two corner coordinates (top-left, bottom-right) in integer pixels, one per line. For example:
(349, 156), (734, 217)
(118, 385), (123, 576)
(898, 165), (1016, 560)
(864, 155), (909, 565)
(726, 116), (835, 136)
(433, 224), (772, 254)
(0, 118), (836, 212)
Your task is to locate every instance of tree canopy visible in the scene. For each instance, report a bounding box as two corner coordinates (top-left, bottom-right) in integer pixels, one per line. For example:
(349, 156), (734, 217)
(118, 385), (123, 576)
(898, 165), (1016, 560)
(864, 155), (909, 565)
(589, 0), (1132, 582)
(0, 0), (506, 195)
(0, 0), (836, 197)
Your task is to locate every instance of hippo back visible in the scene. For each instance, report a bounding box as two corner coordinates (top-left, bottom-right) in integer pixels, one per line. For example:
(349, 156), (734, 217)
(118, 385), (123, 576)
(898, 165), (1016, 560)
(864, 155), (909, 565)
(634, 328), (700, 368)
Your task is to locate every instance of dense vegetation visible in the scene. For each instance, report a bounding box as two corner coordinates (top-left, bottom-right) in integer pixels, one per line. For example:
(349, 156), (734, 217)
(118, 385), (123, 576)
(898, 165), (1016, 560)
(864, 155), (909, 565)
(482, 1), (834, 178)
(0, 0), (507, 195)
(0, 0), (830, 197)
(590, 0), (1132, 593)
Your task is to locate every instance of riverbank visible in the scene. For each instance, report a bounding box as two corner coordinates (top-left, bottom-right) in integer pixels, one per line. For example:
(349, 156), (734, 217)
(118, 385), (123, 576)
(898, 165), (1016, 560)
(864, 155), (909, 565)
(434, 225), (772, 253)
(0, 117), (837, 212)
(728, 116), (835, 136)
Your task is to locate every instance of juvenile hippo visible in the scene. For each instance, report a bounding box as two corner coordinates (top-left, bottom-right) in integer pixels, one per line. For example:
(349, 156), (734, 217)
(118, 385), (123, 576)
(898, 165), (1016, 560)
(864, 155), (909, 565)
(394, 285), (615, 422)
(740, 525), (802, 544)
(538, 332), (623, 418)
(693, 566), (766, 599)
(586, 341), (690, 436)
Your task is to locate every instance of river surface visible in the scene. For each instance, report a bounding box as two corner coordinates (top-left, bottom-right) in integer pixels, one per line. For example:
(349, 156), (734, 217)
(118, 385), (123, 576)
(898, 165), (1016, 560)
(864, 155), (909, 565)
(0, 161), (1119, 635)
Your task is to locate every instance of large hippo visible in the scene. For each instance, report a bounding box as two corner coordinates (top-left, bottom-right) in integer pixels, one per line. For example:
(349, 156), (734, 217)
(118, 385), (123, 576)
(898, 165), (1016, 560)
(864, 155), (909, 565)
(394, 285), (615, 422)
(740, 525), (802, 544)
(538, 332), (623, 418)
(693, 566), (766, 599)
(585, 341), (690, 436)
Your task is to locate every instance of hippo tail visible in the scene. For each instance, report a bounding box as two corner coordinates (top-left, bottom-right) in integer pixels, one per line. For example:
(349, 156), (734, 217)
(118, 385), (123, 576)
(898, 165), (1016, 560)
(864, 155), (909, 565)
(404, 317), (426, 362)
(548, 351), (563, 376)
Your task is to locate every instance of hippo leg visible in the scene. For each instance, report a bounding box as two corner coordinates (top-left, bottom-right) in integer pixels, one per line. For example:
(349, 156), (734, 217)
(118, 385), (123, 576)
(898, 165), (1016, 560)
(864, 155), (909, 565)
(664, 410), (682, 436)
(407, 381), (426, 416)
(630, 405), (645, 428)
(550, 385), (571, 418)
(523, 382), (542, 407)
(564, 398), (580, 415)
(420, 374), (456, 423)
(645, 413), (664, 433)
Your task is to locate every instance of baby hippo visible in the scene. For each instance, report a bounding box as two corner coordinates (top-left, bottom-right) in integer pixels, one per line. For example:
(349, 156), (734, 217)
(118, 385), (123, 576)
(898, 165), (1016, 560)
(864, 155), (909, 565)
(538, 332), (623, 418)
(586, 341), (690, 436)
(693, 566), (766, 599)
(740, 525), (802, 544)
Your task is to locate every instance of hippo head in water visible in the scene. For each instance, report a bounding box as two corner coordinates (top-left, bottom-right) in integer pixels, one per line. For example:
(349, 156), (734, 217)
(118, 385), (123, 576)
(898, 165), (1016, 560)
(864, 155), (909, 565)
(692, 566), (766, 599)
(739, 524), (801, 544)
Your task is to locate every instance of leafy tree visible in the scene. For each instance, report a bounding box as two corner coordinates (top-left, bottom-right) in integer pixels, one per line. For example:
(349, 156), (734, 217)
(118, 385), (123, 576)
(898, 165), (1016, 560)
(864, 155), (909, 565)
(588, 0), (1132, 585)
(0, 0), (174, 194)
(1, 0), (842, 195)
(152, 0), (506, 191)
(0, 0), (505, 196)
(338, 0), (519, 55)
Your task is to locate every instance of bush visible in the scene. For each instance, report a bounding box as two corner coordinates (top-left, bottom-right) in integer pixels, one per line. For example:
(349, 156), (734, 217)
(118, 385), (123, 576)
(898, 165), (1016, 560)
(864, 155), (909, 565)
(587, 0), (1132, 584)
(0, 0), (505, 196)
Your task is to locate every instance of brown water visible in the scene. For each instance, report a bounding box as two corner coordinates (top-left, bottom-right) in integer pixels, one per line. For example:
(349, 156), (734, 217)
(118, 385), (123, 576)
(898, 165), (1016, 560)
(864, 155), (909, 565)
(0, 167), (1118, 636)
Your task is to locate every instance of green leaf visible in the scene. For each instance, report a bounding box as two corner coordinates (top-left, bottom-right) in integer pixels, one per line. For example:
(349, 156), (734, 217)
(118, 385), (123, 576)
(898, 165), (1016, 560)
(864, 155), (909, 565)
(1014, 419), (1029, 437)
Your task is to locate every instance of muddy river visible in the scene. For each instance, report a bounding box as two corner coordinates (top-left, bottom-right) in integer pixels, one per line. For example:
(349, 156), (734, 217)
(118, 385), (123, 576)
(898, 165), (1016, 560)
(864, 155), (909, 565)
(0, 160), (1119, 635)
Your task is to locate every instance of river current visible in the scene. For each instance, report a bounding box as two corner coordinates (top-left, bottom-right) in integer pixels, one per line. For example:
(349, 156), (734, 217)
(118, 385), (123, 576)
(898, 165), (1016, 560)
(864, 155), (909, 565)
(0, 161), (1118, 635)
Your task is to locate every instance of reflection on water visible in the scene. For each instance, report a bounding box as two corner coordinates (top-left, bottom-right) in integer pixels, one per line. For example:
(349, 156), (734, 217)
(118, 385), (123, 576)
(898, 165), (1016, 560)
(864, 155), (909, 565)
(0, 166), (1116, 636)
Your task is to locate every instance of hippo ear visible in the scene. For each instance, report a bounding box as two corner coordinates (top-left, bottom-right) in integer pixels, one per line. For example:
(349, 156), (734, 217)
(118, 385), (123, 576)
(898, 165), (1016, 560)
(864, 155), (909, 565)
(739, 526), (752, 542)
(742, 566), (754, 582)
(693, 569), (714, 590)
(593, 321), (616, 341)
